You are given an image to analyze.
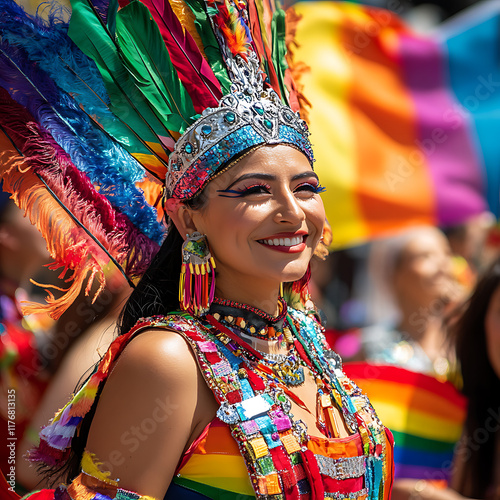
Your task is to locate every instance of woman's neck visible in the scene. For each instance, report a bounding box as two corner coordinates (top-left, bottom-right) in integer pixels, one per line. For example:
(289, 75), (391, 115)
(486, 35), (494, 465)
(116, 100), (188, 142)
(397, 295), (447, 340)
(398, 311), (447, 363)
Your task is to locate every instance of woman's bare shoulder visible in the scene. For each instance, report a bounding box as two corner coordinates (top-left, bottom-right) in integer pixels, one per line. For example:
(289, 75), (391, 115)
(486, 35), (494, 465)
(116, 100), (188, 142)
(85, 327), (205, 498)
(118, 327), (199, 376)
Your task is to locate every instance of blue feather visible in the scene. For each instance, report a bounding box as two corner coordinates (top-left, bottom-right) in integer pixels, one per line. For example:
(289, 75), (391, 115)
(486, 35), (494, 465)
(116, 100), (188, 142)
(0, 0), (164, 165)
(0, 38), (165, 244)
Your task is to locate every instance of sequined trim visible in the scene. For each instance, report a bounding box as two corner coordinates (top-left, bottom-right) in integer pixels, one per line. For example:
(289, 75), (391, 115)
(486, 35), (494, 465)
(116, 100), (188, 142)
(324, 488), (369, 499)
(170, 124), (313, 199)
(316, 454), (366, 479)
(166, 53), (313, 200)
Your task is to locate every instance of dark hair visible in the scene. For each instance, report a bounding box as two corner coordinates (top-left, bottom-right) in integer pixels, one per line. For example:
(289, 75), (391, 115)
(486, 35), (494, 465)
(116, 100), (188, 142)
(450, 258), (500, 497)
(118, 193), (206, 335)
(117, 225), (184, 335)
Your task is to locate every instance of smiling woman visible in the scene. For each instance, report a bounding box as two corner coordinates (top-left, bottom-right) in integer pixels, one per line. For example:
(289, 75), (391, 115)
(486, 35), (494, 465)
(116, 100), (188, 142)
(170, 146), (326, 308)
(47, 137), (394, 500)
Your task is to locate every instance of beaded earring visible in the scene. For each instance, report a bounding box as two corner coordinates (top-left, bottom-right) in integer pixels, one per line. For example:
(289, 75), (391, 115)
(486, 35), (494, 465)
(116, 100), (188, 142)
(179, 231), (216, 316)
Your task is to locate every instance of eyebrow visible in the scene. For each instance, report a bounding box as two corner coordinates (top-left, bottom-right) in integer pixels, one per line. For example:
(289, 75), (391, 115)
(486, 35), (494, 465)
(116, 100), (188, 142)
(223, 171), (319, 191)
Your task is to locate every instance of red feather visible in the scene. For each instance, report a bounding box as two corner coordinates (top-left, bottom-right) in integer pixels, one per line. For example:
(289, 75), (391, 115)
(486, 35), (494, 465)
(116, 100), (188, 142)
(139, 0), (222, 112)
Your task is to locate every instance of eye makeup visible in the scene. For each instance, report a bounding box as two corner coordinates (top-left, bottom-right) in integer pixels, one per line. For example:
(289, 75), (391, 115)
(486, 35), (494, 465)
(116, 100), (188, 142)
(217, 183), (271, 198)
(217, 181), (326, 198)
(295, 182), (326, 194)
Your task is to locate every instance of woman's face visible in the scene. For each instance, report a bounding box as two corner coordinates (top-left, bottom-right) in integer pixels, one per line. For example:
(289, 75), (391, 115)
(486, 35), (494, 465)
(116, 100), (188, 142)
(485, 283), (500, 378)
(393, 228), (455, 308)
(188, 145), (325, 293)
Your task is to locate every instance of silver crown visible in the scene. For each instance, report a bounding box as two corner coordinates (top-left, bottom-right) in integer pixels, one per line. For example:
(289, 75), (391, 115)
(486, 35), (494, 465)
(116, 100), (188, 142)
(166, 53), (311, 193)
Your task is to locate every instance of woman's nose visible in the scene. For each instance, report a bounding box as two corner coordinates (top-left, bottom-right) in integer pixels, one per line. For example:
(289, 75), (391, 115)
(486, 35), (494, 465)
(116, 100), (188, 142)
(273, 190), (305, 224)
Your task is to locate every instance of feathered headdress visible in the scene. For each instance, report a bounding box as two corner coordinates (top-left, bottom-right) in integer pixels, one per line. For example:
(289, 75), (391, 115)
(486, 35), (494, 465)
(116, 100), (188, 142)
(0, 0), (311, 318)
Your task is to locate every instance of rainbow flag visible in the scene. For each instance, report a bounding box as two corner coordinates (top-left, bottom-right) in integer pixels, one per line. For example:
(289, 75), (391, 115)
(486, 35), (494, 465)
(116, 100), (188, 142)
(292, 1), (495, 249)
(343, 362), (467, 482)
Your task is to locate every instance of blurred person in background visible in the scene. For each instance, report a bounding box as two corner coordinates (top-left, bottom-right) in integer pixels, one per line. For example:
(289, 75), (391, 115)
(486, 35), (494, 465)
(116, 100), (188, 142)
(449, 258), (500, 499)
(343, 226), (471, 499)
(362, 225), (461, 381)
(0, 188), (51, 478)
(15, 272), (131, 491)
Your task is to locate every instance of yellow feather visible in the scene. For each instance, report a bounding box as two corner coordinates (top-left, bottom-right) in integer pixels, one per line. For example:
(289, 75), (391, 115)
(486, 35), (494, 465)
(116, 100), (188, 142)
(168, 0), (208, 59)
(81, 451), (119, 486)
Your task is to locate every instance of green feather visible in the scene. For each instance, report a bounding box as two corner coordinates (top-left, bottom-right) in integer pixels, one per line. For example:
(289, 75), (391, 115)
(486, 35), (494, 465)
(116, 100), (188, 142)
(58, 54), (169, 172)
(182, 0), (232, 95)
(271, 7), (289, 106)
(69, 0), (195, 145)
(117, 1), (196, 132)
(106, 0), (118, 37)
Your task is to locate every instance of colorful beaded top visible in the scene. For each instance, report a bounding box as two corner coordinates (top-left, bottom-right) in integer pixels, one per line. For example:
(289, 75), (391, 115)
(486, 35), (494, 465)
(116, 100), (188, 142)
(25, 306), (394, 500)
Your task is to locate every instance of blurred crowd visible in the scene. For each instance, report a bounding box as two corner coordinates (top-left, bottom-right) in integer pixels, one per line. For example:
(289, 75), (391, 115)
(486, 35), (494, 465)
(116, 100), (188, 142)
(311, 213), (500, 498)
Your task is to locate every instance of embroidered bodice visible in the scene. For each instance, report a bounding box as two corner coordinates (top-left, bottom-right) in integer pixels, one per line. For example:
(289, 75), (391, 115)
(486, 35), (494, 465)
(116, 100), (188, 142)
(23, 306), (394, 500)
(151, 307), (394, 499)
(166, 417), (389, 499)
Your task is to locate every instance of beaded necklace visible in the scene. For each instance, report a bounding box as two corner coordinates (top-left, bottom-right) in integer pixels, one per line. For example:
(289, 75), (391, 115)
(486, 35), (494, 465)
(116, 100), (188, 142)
(210, 296), (292, 342)
(209, 298), (307, 386)
(195, 309), (389, 497)
(206, 311), (343, 436)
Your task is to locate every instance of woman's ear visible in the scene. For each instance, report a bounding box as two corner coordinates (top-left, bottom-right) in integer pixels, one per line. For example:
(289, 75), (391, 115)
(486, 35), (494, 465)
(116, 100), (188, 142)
(165, 199), (197, 240)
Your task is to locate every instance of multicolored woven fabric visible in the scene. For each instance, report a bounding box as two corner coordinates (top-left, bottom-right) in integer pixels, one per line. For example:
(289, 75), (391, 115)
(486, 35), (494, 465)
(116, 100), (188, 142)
(291, 1), (495, 249)
(169, 418), (260, 498)
(343, 362), (466, 483)
(169, 418), (379, 498)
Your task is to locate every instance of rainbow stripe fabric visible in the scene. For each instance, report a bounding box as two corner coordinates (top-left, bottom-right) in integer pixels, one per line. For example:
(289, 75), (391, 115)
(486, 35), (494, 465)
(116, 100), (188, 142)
(343, 362), (466, 482)
(169, 419), (256, 499)
(292, 1), (496, 249)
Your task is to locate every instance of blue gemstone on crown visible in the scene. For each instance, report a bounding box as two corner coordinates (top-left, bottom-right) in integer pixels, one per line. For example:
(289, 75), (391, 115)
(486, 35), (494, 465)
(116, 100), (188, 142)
(264, 119), (273, 129)
(225, 112), (236, 123)
(202, 125), (212, 136)
(254, 103), (265, 115)
(185, 143), (193, 154)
